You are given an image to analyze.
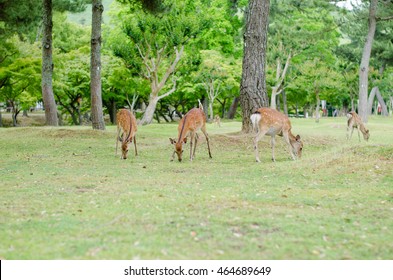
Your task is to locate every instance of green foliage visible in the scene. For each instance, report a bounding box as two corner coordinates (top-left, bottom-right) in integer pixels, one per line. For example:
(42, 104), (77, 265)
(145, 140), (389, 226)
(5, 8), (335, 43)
(53, 47), (91, 124)
(0, 0), (89, 41)
(53, 13), (91, 53)
(0, 36), (41, 124)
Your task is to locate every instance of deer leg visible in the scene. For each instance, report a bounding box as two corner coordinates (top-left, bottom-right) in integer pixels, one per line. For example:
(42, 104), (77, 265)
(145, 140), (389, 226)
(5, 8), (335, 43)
(253, 129), (267, 163)
(115, 126), (120, 156)
(133, 136), (138, 156)
(357, 128), (361, 142)
(201, 126), (212, 159)
(271, 135), (276, 162)
(193, 133), (198, 158)
(190, 132), (194, 161)
(349, 126), (354, 140)
(346, 125), (351, 140)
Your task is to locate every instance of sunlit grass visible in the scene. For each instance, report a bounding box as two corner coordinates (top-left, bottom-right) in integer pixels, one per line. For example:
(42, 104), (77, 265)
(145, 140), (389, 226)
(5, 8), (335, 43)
(0, 116), (392, 259)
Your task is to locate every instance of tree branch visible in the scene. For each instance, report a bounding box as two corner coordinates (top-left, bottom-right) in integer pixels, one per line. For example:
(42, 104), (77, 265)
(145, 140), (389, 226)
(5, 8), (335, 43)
(157, 76), (177, 100)
(377, 15), (393, 21)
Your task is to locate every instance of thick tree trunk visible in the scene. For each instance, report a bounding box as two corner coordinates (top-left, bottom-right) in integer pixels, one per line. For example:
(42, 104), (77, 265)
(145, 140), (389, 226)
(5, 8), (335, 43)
(139, 96), (158, 125)
(42, 0), (58, 126)
(270, 86), (278, 110)
(239, 0), (270, 133)
(90, 0), (105, 130)
(358, 0), (378, 123)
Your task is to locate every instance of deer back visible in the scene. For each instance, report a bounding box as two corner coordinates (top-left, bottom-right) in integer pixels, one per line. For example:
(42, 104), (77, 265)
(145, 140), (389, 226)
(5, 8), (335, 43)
(117, 109), (137, 142)
(255, 108), (292, 135)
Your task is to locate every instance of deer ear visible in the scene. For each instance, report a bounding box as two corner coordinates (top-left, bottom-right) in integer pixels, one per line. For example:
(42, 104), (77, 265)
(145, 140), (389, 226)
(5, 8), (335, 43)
(169, 138), (176, 144)
(296, 135), (301, 141)
(183, 137), (187, 144)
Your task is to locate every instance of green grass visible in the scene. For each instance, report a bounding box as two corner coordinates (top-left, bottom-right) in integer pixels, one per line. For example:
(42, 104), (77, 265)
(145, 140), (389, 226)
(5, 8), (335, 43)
(1, 116), (392, 260)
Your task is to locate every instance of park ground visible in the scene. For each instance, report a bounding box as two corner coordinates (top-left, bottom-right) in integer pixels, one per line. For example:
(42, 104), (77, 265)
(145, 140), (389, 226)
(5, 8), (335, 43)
(0, 116), (392, 259)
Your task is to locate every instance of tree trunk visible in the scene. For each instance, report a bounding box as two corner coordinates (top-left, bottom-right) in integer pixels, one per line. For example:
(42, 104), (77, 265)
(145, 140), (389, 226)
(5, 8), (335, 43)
(270, 52), (291, 110)
(227, 97), (239, 119)
(270, 86), (278, 110)
(42, 0), (58, 126)
(375, 87), (388, 116)
(209, 102), (214, 121)
(139, 96), (158, 125)
(282, 90), (288, 116)
(90, 0), (105, 130)
(358, 0), (378, 123)
(315, 92), (320, 123)
(367, 86), (378, 114)
(239, 0), (270, 133)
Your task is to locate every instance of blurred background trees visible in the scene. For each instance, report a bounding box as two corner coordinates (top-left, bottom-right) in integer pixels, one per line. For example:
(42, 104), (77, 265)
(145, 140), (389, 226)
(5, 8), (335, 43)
(0, 0), (392, 127)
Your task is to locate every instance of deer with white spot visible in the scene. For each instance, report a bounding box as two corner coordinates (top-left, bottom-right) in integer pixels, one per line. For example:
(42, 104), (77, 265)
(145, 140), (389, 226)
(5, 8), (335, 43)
(346, 111), (370, 141)
(250, 108), (303, 162)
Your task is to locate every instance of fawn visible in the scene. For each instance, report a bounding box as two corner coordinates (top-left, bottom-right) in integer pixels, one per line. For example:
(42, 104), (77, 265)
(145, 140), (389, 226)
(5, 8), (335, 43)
(169, 105), (212, 162)
(346, 111), (370, 141)
(115, 109), (138, 159)
(250, 108), (303, 162)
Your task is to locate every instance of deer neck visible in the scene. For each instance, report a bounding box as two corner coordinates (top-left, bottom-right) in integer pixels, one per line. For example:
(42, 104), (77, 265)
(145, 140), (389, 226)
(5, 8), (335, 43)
(288, 131), (298, 145)
(177, 115), (188, 143)
(124, 117), (133, 142)
(358, 123), (367, 134)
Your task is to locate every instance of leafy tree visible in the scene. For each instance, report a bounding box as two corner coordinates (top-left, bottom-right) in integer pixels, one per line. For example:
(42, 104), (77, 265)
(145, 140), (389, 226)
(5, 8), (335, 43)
(0, 38), (41, 126)
(53, 48), (91, 125)
(115, 0), (206, 125)
(267, 0), (341, 114)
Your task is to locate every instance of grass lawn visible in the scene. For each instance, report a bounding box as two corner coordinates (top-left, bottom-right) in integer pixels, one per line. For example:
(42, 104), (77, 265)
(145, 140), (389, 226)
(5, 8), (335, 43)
(0, 116), (392, 259)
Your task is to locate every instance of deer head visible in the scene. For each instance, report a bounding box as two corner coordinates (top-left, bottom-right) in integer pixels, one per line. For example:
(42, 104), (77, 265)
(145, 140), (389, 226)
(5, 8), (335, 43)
(169, 137), (187, 162)
(290, 135), (303, 159)
(363, 129), (370, 141)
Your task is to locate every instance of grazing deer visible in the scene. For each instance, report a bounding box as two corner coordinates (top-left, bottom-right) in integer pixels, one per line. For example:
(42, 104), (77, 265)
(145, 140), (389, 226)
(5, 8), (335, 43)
(250, 108), (303, 162)
(346, 111), (370, 141)
(169, 104), (212, 162)
(115, 109), (138, 159)
(213, 115), (221, 127)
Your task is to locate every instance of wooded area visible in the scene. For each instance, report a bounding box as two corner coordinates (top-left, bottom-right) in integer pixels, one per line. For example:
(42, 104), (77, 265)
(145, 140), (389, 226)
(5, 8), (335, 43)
(0, 0), (392, 129)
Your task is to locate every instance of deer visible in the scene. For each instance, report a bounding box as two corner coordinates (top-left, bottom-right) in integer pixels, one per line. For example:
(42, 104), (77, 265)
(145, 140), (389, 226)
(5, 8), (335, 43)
(213, 115), (221, 127)
(169, 103), (212, 162)
(346, 111), (370, 142)
(250, 108), (303, 162)
(115, 109), (138, 159)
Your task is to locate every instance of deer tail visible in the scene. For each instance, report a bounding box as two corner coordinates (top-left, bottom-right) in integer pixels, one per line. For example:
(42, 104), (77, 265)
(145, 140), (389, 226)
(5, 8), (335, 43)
(198, 99), (203, 111)
(346, 113), (353, 119)
(250, 111), (261, 133)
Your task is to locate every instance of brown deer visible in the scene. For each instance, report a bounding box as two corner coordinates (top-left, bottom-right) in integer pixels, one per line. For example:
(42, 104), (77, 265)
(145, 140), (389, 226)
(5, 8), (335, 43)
(213, 115), (221, 127)
(169, 105), (212, 162)
(250, 108), (303, 162)
(346, 111), (370, 141)
(115, 109), (138, 159)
